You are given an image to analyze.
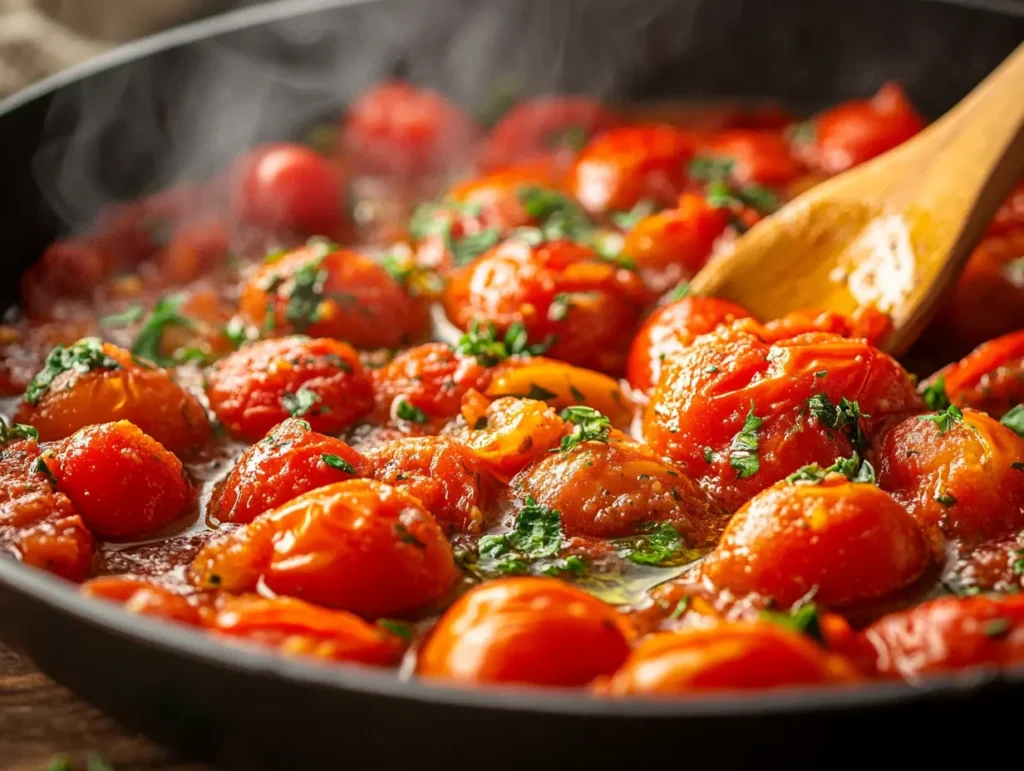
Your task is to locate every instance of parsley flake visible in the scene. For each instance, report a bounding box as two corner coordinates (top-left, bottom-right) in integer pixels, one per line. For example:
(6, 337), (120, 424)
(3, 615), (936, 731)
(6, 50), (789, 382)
(1001, 405), (1024, 439)
(614, 522), (684, 566)
(0, 417), (39, 446)
(281, 387), (321, 418)
(559, 406), (611, 452)
(395, 399), (428, 424)
(917, 404), (964, 434)
(611, 199), (658, 231)
(807, 393), (869, 451)
(131, 295), (194, 366)
(24, 338), (120, 405)
(728, 402), (763, 478)
(760, 602), (825, 644)
(920, 376), (952, 411)
(322, 453), (356, 474)
(454, 320), (552, 366)
(377, 619), (413, 641)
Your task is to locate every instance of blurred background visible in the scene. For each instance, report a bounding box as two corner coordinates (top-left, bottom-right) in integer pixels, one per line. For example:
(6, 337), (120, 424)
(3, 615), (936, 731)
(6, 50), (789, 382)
(0, 0), (255, 97)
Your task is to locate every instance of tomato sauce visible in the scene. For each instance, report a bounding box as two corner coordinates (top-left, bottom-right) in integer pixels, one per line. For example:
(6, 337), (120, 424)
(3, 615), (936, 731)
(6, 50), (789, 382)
(2, 81), (1023, 696)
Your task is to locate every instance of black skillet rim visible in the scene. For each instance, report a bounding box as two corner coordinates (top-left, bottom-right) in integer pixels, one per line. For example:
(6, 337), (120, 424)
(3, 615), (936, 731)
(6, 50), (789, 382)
(1, 0), (1023, 720)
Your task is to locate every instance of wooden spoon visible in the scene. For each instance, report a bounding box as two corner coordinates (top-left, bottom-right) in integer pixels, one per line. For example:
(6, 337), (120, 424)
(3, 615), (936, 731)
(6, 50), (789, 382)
(688, 43), (1024, 355)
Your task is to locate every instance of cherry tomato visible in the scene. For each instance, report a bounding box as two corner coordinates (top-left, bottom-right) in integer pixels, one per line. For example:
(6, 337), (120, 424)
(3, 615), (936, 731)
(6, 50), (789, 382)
(622, 193), (730, 293)
(233, 143), (347, 238)
(157, 219), (231, 286)
(208, 417), (371, 524)
(699, 476), (932, 607)
(875, 408), (1024, 542)
(0, 432), (94, 581)
(931, 233), (1024, 355)
(861, 594), (1024, 678)
(240, 241), (426, 350)
(478, 96), (617, 172)
(369, 435), (495, 534)
(643, 325), (921, 511)
(507, 435), (727, 541)
(210, 594), (405, 666)
(205, 336), (374, 442)
(596, 623), (858, 695)
(568, 125), (697, 214)
(922, 329), (1024, 419)
(372, 343), (491, 426)
(14, 339), (212, 455)
(341, 80), (477, 178)
(794, 82), (923, 175)
(81, 576), (202, 626)
(19, 240), (109, 322)
(443, 238), (650, 374)
(752, 306), (892, 347)
(700, 129), (803, 187)
(45, 421), (193, 539)
(190, 480), (458, 617)
(418, 577), (631, 687)
(627, 295), (755, 393)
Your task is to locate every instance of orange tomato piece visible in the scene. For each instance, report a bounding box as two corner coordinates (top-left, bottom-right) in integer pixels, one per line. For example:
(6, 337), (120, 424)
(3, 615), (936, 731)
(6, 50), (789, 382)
(208, 418), (371, 524)
(81, 576), (203, 626)
(418, 577), (631, 687)
(457, 395), (568, 481)
(205, 336), (374, 442)
(14, 339), (211, 455)
(875, 408), (1024, 542)
(597, 623), (858, 695)
(699, 476), (931, 607)
(190, 480), (458, 617)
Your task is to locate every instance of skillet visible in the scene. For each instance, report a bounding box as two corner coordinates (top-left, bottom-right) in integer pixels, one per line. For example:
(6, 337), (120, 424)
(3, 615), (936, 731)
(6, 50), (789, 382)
(1, 0), (1024, 766)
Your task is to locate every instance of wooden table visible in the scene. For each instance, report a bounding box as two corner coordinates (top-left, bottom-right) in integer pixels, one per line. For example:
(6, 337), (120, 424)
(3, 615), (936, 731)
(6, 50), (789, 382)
(0, 642), (214, 771)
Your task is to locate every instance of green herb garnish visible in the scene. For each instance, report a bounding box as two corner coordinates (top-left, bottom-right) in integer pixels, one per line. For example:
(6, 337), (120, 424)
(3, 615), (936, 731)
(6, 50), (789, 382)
(807, 393), (869, 452)
(728, 402), (763, 478)
(920, 376), (951, 411)
(281, 387), (321, 418)
(611, 199), (658, 231)
(322, 453), (356, 474)
(0, 417), (39, 446)
(24, 338), (120, 405)
(1001, 405), (1024, 439)
(615, 522), (684, 566)
(131, 296), (194, 366)
(917, 404), (964, 434)
(760, 602), (824, 644)
(454, 320), (552, 366)
(395, 399), (428, 424)
(559, 406), (611, 452)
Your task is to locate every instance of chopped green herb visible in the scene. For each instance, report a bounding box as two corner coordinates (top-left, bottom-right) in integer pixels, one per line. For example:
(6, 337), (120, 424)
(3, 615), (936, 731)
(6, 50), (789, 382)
(131, 295), (194, 366)
(668, 281), (690, 301)
(688, 155), (735, 183)
(702, 446), (717, 464)
(789, 121), (816, 145)
(935, 492), (958, 507)
(46, 754), (72, 771)
(917, 404), (964, 434)
(281, 387), (321, 418)
(507, 497), (564, 559)
(173, 347), (209, 365)
(569, 385), (586, 403)
(452, 227), (501, 265)
(394, 523), (425, 547)
(981, 618), (1011, 638)
(517, 186), (593, 242)
(395, 399), (428, 424)
(1013, 462), (1024, 473)
(814, 370), (828, 378)
(704, 365), (719, 374)
(615, 522), (683, 566)
(669, 596), (691, 620)
(453, 320), (552, 366)
(281, 256), (329, 331)
(760, 602), (824, 644)
(611, 199), (658, 231)
(559, 406), (611, 452)
(728, 402), (763, 479)
(24, 338), (120, 405)
(920, 376), (951, 411)
(807, 393), (869, 451)
(522, 383), (559, 401)
(322, 453), (356, 474)
(100, 304), (144, 327)
(0, 417), (39, 446)
(33, 457), (56, 484)
(548, 293), (573, 322)
(1000, 404), (1024, 439)
(377, 619), (413, 641)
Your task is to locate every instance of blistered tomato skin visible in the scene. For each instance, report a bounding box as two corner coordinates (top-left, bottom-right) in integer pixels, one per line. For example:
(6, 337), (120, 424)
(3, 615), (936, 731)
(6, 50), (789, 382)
(14, 340), (212, 455)
(922, 330), (1024, 419)
(369, 436), (493, 534)
(233, 143), (347, 239)
(205, 336), (374, 442)
(699, 477), (931, 608)
(627, 296), (755, 393)
(457, 395), (569, 481)
(372, 343), (491, 425)
(208, 418), (371, 524)
(875, 408), (1024, 543)
(190, 479), (458, 617)
(0, 436), (94, 582)
(622, 193), (730, 293)
(45, 421), (193, 540)
(240, 243), (426, 350)
(341, 80), (477, 178)
(477, 96), (617, 172)
(796, 82), (923, 175)
(597, 623), (858, 695)
(81, 576), (202, 626)
(507, 435), (727, 542)
(700, 129), (803, 187)
(568, 126), (696, 214)
(442, 238), (649, 374)
(644, 325), (922, 511)
(417, 577), (631, 687)
(210, 594), (405, 666)
(861, 594), (1024, 679)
